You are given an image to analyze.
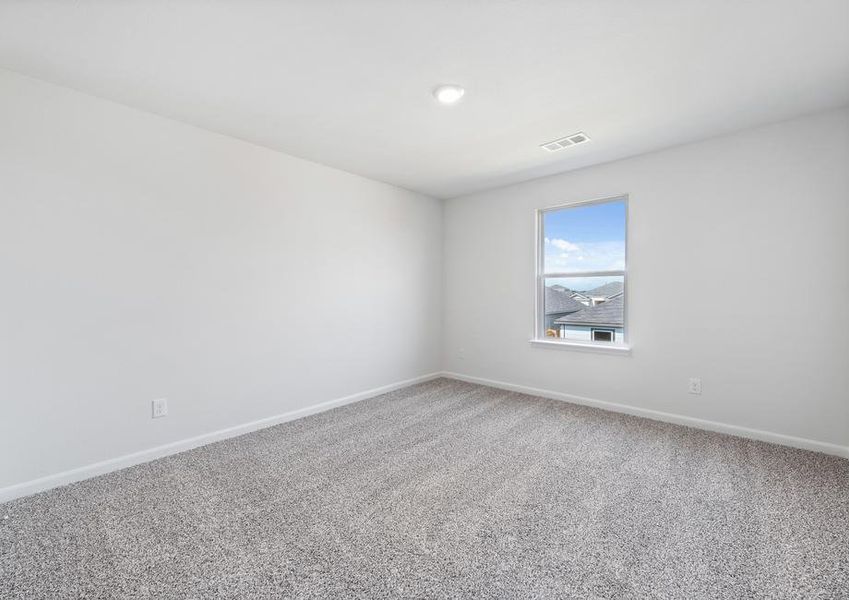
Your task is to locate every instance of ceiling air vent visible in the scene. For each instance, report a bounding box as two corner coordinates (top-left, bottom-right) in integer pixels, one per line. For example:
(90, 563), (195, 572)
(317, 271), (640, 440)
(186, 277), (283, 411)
(540, 132), (591, 152)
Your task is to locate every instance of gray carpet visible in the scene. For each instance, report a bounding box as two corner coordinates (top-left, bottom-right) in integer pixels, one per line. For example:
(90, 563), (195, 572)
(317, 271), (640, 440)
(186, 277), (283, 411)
(1, 378), (848, 599)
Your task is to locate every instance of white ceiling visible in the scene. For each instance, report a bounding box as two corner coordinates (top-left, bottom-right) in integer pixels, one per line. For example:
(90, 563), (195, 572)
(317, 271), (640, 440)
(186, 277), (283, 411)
(1, 1), (848, 199)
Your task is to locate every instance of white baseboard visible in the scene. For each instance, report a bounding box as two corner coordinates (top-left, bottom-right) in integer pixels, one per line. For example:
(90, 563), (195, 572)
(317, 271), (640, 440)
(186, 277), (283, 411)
(4, 370), (845, 504)
(0, 372), (442, 504)
(441, 371), (849, 460)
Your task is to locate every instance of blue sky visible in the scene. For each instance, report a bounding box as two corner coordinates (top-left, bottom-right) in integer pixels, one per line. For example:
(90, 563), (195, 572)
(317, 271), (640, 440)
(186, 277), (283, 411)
(543, 199), (625, 283)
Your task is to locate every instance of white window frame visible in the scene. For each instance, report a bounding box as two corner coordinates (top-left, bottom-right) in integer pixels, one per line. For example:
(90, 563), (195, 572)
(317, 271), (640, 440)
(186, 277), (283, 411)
(531, 194), (630, 354)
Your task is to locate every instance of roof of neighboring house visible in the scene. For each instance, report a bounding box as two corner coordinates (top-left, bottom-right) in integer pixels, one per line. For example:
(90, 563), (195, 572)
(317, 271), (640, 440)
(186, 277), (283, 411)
(550, 284), (591, 302)
(554, 294), (624, 327)
(544, 286), (586, 315)
(585, 281), (624, 298)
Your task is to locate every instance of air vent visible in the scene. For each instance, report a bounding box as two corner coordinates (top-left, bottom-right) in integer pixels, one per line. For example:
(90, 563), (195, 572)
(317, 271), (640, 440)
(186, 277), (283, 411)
(540, 132), (591, 152)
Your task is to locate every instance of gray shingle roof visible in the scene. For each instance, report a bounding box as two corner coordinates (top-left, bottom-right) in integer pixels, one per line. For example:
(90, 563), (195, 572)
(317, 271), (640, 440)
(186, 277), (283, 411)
(554, 294), (624, 327)
(544, 286), (585, 315)
(585, 281), (624, 298)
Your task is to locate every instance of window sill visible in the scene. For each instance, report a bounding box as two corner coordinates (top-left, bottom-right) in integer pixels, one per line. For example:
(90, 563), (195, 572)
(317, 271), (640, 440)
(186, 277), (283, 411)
(529, 339), (631, 355)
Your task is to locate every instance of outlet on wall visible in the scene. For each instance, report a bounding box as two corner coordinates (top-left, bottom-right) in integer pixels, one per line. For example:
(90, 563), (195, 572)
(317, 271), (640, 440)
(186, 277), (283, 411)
(688, 378), (702, 395)
(151, 398), (168, 418)
(458, 348), (466, 360)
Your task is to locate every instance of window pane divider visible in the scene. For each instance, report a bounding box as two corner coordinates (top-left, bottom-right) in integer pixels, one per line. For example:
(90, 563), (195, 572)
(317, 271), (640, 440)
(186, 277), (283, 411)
(543, 270), (625, 278)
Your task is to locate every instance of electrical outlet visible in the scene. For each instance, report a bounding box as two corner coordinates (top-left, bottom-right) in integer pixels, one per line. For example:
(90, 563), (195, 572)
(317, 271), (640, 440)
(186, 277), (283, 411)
(458, 348), (466, 360)
(688, 378), (702, 395)
(151, 398), (168, 418)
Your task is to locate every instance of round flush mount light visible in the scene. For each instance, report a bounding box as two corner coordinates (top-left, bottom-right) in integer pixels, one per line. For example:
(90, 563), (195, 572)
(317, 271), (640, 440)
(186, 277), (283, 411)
(433, 84), (465, 105)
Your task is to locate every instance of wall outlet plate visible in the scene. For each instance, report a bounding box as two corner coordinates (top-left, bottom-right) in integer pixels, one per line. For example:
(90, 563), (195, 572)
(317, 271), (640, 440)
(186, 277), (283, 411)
(151, 398), (168, 418)
(688, 378), (702, 395)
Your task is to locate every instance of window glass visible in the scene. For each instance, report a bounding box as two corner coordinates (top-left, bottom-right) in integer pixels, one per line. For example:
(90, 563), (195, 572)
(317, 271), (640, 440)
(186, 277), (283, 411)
(538, 198), (627, 346)
(543, 199), (626, 274)
(592, 330), (614, 342)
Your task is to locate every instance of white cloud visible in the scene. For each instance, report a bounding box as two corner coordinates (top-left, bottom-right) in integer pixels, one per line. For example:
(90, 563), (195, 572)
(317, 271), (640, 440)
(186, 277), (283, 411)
(548, 238), (580, 252)
(544, 240), (625, 273)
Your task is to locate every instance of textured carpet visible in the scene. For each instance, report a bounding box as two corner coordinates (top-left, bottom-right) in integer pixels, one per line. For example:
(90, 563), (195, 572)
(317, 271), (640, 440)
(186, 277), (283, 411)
(1, 378), (848, 599)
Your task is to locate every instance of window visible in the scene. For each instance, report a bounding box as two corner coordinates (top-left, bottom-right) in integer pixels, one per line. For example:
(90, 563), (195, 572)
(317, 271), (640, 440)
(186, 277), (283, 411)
(591, 328), (615, 343)
(535, 196), (627, 348)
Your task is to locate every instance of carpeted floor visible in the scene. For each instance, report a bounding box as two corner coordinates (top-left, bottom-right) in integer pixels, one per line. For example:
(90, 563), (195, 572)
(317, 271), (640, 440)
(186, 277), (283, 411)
(1, 378), (848, 599)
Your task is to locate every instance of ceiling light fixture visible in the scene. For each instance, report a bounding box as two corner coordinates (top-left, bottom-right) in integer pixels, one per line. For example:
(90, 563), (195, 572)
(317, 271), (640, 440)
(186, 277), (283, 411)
(433, 84), (465, 105)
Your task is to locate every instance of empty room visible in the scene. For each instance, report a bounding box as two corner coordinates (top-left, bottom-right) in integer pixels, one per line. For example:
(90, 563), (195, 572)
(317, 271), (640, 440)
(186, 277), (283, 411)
(1, 1), (848, 598)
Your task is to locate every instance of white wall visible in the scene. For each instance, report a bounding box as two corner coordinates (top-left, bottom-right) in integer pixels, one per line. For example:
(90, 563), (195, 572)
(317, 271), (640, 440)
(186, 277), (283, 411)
(2, 67), (846, 498)
(557, 326), (624, 344)
(444, 107), (849, 449)
(0, 70), (443, 490)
